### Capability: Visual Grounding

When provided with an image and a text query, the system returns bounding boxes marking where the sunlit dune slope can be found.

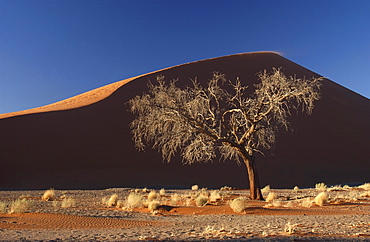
[0,52,369,189]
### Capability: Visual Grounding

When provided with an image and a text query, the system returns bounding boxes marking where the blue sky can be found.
[1,0,369,114]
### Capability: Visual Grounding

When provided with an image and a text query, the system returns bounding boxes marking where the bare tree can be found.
[128,68,322,200]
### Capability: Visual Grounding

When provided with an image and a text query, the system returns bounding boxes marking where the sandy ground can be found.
[0,187,370,241]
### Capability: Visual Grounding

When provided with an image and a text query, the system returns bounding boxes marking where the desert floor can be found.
[0,186,369,241]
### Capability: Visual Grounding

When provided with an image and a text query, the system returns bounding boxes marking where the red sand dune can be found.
[0,52,369,189]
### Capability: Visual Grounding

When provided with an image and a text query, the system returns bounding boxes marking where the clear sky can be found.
[1,0,369,114]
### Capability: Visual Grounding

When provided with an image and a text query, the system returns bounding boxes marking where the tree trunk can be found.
[240,149,264,200]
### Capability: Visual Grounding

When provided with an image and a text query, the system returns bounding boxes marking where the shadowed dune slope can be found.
[0,52,369,189]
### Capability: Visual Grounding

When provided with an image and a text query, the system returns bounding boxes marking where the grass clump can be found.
[107,194,118,207]
[229,197,249,213]
[9,199,33,214]
[126,192,143,209]
[315,192,328,206]
[191,185,199,191]
[42,188,56,201]
[159,188,166,196]
[315,182,327,191]
[220,186,232,191]
[209,190,221,203]
[0,201,8,213]
[195,194,208,207]
[147,191,158,201]
[293,186,299,192]
[61,197,76,208]
[148,200,161,212]
[261,185,271,194]
[265,192,277,202]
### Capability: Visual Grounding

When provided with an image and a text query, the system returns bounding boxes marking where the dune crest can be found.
[0,51,280,120]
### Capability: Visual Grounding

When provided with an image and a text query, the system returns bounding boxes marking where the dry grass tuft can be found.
[191,185,199,191]
[229,197,249,213]
[42,188,56,201]
[265,192,277,202]
[147,191,157,201]
[315,182,327,191]
[159,188,166,196]
[315,192,328,206]
[220,186,232,191]
[293,186,299,192]
[106,194,118,207]
[261,185,271,194]
[9,199,33,214]
[209,190,221,203]
[61,197,76,208]
[0,201,8,213]
[148,200,161,212]
[126,192,143,209]
[195,194,208,207]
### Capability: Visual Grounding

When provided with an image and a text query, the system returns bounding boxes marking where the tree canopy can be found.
[128,68,322,199]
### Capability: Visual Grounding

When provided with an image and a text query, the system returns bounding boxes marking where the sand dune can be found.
[0,52,369,189]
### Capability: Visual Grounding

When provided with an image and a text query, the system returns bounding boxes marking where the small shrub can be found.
[42,188,56,201]
[148,191,157,201]
[126,192,143,208]
[106,194,118,207]
[9,199,33,214]
[220,186,232,191]
[315,192,328,206]
[261,185,271,194]
[265,192,277,202]
[159,188,166,196]
[293,186,299,193]
[229,197,249,213]
[191,185,199,191]
[0,201,8,213]
[148,200,161,212]
[61,197,76,208]
[209,190,221,202]
[195,194,208,207]
[315,182,327,191]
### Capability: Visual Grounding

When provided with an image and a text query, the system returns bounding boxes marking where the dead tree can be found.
[128,68,322,200]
